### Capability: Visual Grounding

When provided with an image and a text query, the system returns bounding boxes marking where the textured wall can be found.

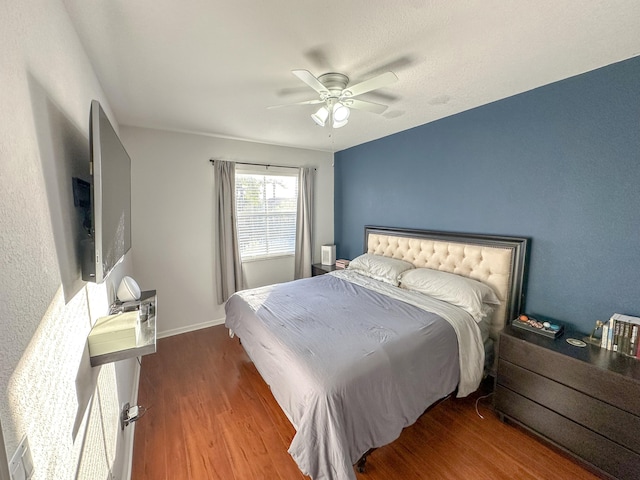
[0,1,137,478]
[334,56,640,333]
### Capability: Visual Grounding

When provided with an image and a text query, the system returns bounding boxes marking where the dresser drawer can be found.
[499,332,640,416]
[495,385,640,480]
[497,359,640,454]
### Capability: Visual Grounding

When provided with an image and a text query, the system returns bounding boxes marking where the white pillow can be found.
[348,253,415,286]
[399,268,500,321]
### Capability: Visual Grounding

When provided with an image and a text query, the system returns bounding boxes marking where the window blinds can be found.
[235,172,298,260]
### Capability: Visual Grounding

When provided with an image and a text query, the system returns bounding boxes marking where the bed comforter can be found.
[224,270,484,480]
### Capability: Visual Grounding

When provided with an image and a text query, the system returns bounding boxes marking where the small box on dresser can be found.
[494,324,640,480]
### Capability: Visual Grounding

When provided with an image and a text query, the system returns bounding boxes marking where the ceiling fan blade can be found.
[361,55,414,77]
[303,45,333,70]
[292,70,328,95]
[345,98,388,114]
[364,90,399,103]
[276,85,316,97]
[267,99,324,109]
[344,71,398,97]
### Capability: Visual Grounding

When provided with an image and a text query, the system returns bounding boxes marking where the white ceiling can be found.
[63,1,640,153]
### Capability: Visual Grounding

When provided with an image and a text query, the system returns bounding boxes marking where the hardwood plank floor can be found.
[132,325,603,479]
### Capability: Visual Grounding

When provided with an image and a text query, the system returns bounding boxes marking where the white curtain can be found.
[213,159,243,304]
[294,167,313,279]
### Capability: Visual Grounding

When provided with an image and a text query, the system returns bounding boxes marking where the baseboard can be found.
[157,317,226,339]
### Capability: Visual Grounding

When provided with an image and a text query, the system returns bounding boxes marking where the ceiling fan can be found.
[269,69,398,128]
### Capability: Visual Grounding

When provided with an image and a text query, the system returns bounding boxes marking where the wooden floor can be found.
[132,325,602,480]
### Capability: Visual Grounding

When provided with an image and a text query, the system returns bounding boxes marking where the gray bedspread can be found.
[225,272,469,480]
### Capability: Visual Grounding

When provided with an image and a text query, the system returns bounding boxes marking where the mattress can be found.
[225,270,484,480]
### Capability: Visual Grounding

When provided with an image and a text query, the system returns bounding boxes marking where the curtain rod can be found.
[209,159,315,171]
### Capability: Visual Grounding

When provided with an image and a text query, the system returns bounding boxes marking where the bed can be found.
[225,226,528,480]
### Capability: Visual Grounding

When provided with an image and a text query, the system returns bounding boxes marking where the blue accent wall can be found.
[334,56,640,333]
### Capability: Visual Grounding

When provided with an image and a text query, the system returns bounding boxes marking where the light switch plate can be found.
[9,436,33,480]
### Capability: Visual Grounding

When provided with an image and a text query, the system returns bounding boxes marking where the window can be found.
[235,169,298,260]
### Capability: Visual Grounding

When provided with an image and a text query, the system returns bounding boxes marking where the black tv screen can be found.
[81,100,132,283]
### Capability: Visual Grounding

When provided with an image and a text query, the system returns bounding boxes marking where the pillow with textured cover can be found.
[399,268,500,321]
[347,253,415,286]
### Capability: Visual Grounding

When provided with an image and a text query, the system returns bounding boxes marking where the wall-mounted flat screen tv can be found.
[81,100,131,283]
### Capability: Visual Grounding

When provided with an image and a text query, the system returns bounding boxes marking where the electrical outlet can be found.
[9,436,33,480]
[120,402,130,431]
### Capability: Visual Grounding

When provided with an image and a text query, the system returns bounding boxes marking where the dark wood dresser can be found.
[495,324,640,479]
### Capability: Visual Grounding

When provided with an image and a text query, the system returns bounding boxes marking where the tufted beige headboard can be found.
[364,226,529,342]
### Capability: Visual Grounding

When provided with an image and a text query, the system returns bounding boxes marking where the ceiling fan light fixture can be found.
[285,69,396,129]
[333,103,350,123]
[333,118,349,128]
[311,106,329,126]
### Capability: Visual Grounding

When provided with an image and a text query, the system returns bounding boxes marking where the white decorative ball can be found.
[117,276,141,302]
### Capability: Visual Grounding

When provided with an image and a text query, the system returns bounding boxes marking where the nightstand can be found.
[311,263,338,276]
[494,324,640,479]
[89,290,157,367]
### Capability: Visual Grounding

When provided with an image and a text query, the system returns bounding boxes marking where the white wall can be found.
[120,126,334,337]
[241,256,296,290]
[0,1,137,479]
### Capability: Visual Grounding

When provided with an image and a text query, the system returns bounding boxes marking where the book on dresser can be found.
[603,313,640,357]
